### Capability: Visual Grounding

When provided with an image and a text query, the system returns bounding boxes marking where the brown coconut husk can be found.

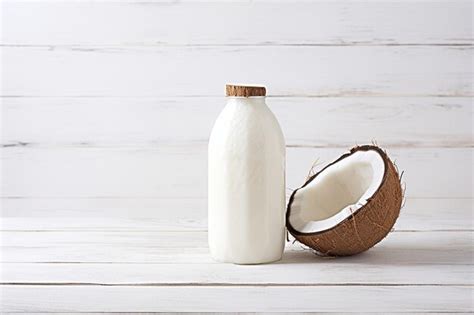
[286,145,403,256]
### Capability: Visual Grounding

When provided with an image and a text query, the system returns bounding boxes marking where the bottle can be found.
[208,84,286,264]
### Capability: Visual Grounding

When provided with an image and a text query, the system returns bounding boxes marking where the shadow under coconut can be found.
[278,238,472,266]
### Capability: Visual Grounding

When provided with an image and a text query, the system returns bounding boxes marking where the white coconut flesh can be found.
[288,150,385,234]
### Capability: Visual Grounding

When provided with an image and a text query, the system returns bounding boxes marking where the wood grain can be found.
[1,1,472,313]
[6,314,470,315]
[2,1,472,46]
[2,146,472,198]
[2,262,472,285]
[2,46,471,97]
[1,198,472,232]
[3,97,472,148]
[1,285,472,312]
[1,231,472,265]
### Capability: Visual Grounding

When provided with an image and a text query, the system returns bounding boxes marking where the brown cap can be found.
[226,84,266,97]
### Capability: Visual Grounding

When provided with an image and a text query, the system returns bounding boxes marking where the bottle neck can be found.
[226,96,266,107]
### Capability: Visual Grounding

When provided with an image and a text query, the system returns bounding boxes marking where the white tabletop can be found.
[1,197,472,313]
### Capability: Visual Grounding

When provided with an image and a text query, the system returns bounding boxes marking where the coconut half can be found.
[286,145,403,256]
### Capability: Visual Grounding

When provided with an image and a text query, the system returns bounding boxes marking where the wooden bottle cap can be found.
[226,84,266,97]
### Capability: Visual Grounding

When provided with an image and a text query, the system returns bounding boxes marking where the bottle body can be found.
[208,97,285,264]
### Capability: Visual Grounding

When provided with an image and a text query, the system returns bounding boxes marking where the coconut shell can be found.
[286,145,403,256]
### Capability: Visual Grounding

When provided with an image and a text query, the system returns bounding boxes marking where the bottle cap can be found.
[226,84,266,97]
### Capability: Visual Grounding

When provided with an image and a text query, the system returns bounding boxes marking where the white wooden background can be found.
[1,0,473,313]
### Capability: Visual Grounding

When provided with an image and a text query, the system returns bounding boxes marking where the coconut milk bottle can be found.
[208,84,286,264]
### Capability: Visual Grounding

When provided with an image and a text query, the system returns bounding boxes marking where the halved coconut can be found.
[286,145,403,256]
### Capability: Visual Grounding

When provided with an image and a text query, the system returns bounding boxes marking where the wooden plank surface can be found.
[2,1,472,46]
[1,198,472,232]
[3,97,472,148]
[7,314,471,315]
[1,231,472,264]
[2,262,472,285]
[3,314,472,315]
[1,285,472,313]
[1,0,472,313]
[2,46,472,97]
[2,147,472,198]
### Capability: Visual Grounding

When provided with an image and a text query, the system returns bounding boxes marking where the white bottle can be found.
[208,84,286,264]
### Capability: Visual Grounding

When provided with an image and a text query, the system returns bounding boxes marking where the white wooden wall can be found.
[0,0,473,313]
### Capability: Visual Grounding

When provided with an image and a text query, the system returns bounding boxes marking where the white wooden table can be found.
[1,198,473,313]
[1,0,473,313]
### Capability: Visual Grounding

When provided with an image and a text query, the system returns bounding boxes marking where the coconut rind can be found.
[287,145,403,256]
